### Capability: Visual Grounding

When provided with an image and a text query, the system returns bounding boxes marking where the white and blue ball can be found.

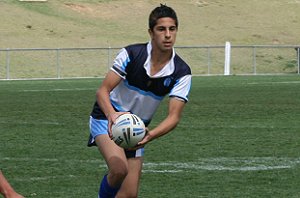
[111,113,146,149]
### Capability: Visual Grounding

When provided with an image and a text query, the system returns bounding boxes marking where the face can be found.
[149,17,177,52]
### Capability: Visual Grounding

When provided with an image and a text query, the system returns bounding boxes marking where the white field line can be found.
[178,122,300,130]
[247,81,300,85]
[0,120,89,126]
[0,120,62,125]
[3,157,300,181]
[20,88,96,92]
[2,157,300,173]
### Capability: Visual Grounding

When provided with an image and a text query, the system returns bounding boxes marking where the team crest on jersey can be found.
[163,77,172,87]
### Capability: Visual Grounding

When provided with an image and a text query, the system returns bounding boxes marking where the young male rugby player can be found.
[88,4,192,197]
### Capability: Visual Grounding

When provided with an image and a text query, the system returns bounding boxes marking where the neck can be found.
[151,46,172,64]
[150,49,172,76]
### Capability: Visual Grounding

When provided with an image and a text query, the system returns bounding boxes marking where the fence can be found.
[0,45,299,80]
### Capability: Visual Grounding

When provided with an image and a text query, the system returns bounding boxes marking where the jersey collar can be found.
[144,42,175,77]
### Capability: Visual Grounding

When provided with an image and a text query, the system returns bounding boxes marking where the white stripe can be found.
[20,88,96,92]
[2,157,299,172]
[143,170,182,173]
[0,120,85,126]
[135,148,144,157]
[247,81,300,85]
[110,81,162,120]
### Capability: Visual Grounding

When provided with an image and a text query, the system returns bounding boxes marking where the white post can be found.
[224,41,231,75]
[297,47,300,74]
[6,49,10,80]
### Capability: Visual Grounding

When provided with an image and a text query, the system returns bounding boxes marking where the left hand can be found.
[126,127,152,151]
[138,129,152,146]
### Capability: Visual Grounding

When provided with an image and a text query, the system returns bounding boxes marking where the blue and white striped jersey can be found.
[91,42,192,126]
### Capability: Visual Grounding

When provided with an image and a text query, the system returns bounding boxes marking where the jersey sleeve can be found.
[111,48,130,79]
[169,74,192,102]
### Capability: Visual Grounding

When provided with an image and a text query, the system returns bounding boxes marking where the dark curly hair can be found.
[148,4,178,31]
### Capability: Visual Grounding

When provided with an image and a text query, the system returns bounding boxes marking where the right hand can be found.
[107,112,130,138]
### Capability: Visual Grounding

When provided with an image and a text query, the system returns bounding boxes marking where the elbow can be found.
[96,86,108,99]
[171,115,181,129]
[96,88,101,98]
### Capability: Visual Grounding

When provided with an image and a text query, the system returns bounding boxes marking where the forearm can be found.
[96,86,130,137]
[96,71,122,119]
[138,98,185,146]
[148,114,180,140]
[96,88,116,118]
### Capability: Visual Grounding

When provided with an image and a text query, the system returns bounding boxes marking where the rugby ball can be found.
[111,113,146,149]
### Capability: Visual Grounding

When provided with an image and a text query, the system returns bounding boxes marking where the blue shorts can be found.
[88,116,144,158]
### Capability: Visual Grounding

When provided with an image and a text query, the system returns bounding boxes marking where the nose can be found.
[165,29,171,39]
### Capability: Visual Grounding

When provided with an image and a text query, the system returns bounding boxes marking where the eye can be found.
[157,27,165,32]
[169,26,177,32]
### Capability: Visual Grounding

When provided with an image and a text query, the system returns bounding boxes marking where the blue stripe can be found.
[123,80,164,101]
[121,56,130,71]
[103,99,152,126]
[133,128,144,132]
[115,121,131,127]
[110,99,126,112]
[173,79,180,89]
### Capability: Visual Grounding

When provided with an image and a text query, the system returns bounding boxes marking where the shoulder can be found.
[123,43,149,68]
[125,43,148,56]
[173,54,192,77]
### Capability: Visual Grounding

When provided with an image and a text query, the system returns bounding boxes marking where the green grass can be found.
[1,75,300,197]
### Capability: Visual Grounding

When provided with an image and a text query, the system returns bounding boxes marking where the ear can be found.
[148,29,153,38]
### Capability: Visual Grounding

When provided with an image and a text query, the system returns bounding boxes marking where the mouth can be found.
[163,42,172,47]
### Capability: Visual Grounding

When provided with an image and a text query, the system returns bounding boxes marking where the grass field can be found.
[1,75,300,197]
[1,1,300,197]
